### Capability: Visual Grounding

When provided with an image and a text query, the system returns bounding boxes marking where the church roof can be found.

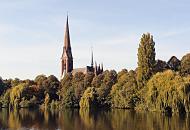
[72,68,87,75]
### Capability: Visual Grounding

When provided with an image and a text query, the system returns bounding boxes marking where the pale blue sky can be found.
[0,0,190,79]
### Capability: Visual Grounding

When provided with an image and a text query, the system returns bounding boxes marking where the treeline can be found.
[0,33,190,114]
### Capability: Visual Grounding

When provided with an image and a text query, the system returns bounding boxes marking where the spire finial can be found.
[66,12,69,22]
[66,12,69,27]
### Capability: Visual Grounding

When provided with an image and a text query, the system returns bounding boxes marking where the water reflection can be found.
[0,108,189,130]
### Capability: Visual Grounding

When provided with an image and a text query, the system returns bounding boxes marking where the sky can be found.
[0,0,190,79]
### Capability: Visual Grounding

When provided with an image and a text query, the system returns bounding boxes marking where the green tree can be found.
[62,86,76,108]
[0,78,6,96]
[0,89,11,107]
[10,78,21,87]
[34,74,47,86]
[137,33,156,88]
[96,70,117,107]
[43,75,60,100]
[84,72,94,87]
[91,73,104,88]
[72,72,85,104]
[111,70,138,109]
[59,73,76,108]
[180,53,190,76]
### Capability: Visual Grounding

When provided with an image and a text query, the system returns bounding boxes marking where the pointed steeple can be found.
[61,15,73,78]
[91,47,94,67]
[64,15,71,49]
[98,64,101,72]
[101,63,103,71]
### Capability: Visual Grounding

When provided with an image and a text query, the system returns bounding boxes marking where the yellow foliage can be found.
[10,83,27,107]
[146,70,190,113]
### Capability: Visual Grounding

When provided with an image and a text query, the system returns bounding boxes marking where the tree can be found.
[10,78,21,87]
[91,73,104,88]
[34,74,47,86]
[62,86,76,108]
[72,72,85,104]
[145,70,190,113]
[44,93,50,109]
[96,70,117,107]
[58,73,77,108]
[137,33,156,88]
[79,87,98,108]
[84,72,94,87]
[111,70,138,109]
[43,75,60,100]
[59,73,73,93]
[117,69,128,80]
[0,78,5,96]
[180,53,190,76]
[59,73,73,98]
[9,83,27,108]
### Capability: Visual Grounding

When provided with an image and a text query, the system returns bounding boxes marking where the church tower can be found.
[61,15,73,77]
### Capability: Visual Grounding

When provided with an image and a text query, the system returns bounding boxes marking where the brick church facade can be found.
[61,16,103,78]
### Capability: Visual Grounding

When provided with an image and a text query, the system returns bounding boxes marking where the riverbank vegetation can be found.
[0,33,190,114]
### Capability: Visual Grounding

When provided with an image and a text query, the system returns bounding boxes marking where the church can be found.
[61,16,103,78]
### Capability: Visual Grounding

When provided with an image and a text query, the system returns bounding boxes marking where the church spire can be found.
[61,15,73,78]
[101,63,103,71]
[91,47,94,67]
[64,15,71,49]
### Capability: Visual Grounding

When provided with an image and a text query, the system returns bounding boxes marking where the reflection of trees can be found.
[109,110,189,130]
[8,109,21,129]
[79,108,113,130]
[79,108,95,129]
[0,109,190,130]
[58,109,84,130]
[0,109,9,129]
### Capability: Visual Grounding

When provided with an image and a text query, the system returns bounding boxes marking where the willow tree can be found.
[137,33,156,88]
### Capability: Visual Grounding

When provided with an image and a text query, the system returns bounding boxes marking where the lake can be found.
[0,108,189,130]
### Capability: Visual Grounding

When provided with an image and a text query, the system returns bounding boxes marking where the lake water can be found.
[0,108,189,130]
